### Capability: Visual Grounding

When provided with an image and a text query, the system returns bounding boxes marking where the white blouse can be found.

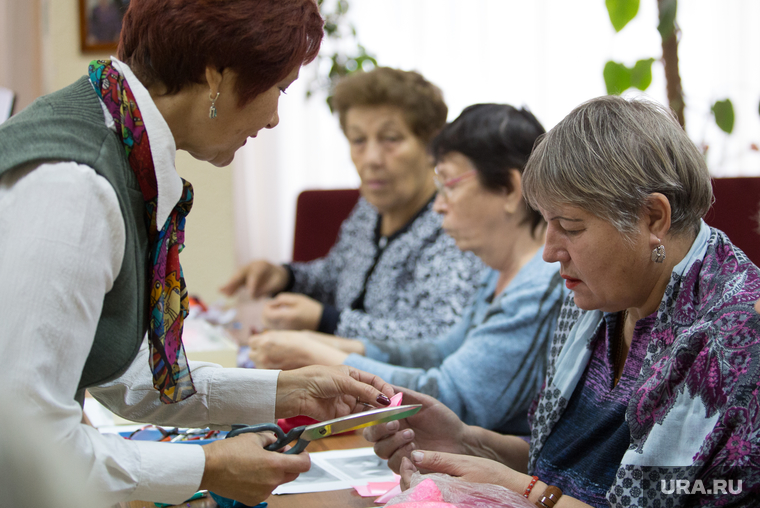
[0,59,279,505]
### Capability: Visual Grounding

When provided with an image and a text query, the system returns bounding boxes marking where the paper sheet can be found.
[273,447,395,495]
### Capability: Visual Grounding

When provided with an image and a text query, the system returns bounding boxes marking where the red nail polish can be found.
[377,394,391,406]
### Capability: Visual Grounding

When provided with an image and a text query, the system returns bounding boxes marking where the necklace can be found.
[613,309,628,387]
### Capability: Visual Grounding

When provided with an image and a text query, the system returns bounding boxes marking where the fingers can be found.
[268,293,300,306]
[261,293,323,331]
[221,261,287,299]
[387,386,439,408]
[281,450,311,474]
[220,261,273,298]
[262,296,299,330]
[363,419,408,444]
[261,304,291,330]
[344,366,395,403]
[200,433,311,506]
[339,375,392,410]
[249,331,321,370]
[399,456,418,491]
[408,450,463,476]
[236,434,311,474]
[248,334,275,369]
[246,262,274,299]
[219,265,248,296]
[364,419,417,473]
[250,430,279,448]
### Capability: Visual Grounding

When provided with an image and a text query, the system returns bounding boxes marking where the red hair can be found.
[118,0,323,106]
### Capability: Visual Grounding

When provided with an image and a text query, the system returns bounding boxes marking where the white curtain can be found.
[234,0,760,265]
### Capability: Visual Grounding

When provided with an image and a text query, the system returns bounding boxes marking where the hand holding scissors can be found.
[226,404,422,454]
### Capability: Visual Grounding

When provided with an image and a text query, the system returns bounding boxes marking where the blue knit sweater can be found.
[344,249,564,434]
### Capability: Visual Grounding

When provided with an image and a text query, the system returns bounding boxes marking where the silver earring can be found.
[209,92,220,119]
[651,244,666,263]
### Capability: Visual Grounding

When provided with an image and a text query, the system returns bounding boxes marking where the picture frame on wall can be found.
[79,0,130,53]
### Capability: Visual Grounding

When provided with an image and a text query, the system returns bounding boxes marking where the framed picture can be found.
[79,0,130,53]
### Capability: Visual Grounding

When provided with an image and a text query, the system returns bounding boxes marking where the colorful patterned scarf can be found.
[88,60,196,403]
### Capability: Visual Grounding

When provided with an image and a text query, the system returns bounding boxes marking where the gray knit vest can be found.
[0,76,150,393]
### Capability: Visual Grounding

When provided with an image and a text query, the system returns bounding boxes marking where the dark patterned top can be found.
[528,223,760,507]
[289,197,485,342]
[533,312,654,507]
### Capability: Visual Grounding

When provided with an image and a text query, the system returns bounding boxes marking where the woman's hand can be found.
[199,432,310,506]
[220,260,289,299]
[363,388,469,472]
[275,365,393,420]
[248,331,349,369]
[398,452,514,492]
[309,333,366,355]
[262,293,323,331]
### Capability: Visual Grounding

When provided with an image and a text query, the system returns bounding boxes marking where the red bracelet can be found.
[523,475,539,498]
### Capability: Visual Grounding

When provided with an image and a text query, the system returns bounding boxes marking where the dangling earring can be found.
[209,92,220,119]
[651,244,666,263]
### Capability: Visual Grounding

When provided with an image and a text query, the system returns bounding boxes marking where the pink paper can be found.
[354,485,376,497]
[389,503,456,507]
[374,483,402,503]
[354,481,399,497]
[390,392,404,407]
[407,478,443,502]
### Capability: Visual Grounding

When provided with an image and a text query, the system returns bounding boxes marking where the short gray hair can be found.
[523,95,712,237]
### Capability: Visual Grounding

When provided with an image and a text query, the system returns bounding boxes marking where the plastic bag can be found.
[383,473,534,508]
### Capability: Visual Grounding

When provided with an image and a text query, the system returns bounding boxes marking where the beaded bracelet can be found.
[535,485,563,508]
[523,476,539,498]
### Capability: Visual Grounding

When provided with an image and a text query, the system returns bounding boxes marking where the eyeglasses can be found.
[434,168,477,199]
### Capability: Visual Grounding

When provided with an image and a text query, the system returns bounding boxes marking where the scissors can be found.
[226,404,422,454]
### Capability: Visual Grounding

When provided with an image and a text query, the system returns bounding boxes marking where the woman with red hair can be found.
[0,0,394,506]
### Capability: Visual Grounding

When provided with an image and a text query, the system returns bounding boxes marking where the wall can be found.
[0,0,42,112]
[0,1,237,303]
[235,0,760,265]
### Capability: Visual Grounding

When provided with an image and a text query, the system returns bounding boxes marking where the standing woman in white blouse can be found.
[0,0,394,506]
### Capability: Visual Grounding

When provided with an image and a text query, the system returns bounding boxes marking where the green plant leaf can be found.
[657,0,678,39]
[630,58,655,91]
[711,99,735,134]
[604,61,632,95]
[606,0,639,32]
[324,21,339,36]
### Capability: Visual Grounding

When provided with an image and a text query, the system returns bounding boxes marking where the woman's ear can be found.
[204,66,225,97]
[645,192,672,246]
[503,169,524,215]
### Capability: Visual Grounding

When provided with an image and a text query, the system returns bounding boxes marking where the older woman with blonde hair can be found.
[364,96,760,507]
[223,67,483,343]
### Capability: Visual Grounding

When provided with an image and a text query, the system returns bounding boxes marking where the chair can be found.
[292,188,361,262]
[705,177,760,266]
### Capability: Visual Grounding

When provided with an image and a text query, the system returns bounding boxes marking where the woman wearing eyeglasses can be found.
[247,104,565,435]
[222,67,484,344]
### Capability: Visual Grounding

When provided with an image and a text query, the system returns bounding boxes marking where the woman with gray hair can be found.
[363,95,760,507]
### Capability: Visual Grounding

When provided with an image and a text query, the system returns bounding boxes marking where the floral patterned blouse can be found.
[528,222,760,507]
[288,197,484,343]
